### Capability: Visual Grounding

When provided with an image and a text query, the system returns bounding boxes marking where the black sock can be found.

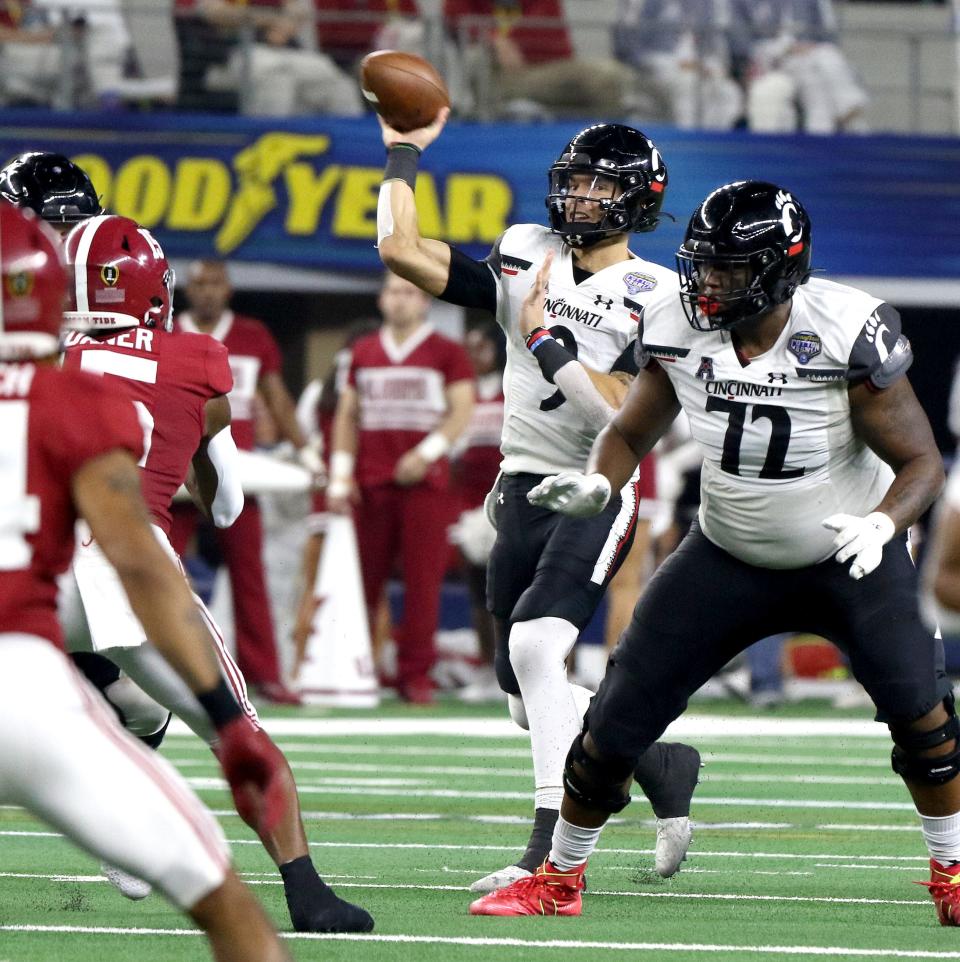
[279,856,374,933]
[633,742,701,819]
[516,807,560,872]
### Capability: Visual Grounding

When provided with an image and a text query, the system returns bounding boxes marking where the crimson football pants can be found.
[169,500,282,686]
[356,483,454,686]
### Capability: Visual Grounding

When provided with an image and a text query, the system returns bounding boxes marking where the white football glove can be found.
[822,511,896,580]
[527,472,612,518]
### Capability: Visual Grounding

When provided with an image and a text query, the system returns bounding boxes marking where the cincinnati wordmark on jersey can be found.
[487,223,677,476]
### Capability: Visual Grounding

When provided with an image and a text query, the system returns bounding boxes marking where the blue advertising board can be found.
[0,110,958,281]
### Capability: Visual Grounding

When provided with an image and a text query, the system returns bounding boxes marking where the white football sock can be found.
[549,814,602,870]
[509,617,581,807]
[919,809,960,863]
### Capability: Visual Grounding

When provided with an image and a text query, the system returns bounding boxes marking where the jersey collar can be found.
[380,322,433,364]
[178,310,234,342]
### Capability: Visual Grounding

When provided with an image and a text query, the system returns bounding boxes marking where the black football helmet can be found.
[677,180,812,332]
[546,123,667,248]
[0,151,103,226]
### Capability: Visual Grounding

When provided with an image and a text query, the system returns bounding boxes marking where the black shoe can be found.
[280,856,374,933]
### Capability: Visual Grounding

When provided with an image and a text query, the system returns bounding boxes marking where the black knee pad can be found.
[891,693,960,786]
[562,732,636,814]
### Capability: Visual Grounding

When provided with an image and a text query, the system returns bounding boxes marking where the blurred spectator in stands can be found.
[196,0,364,116]
[444,0,636,120]
[613,0,743,130]
[730,0,868,134]
[172,260,320,705]
[327,273,475,704]
[312,0,422,70]
[0,1,59,106]
[175,0,241,111]
[449,320,505,703]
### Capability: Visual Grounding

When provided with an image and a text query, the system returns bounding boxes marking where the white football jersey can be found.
[641,277,910,568]
[489,223,678,475]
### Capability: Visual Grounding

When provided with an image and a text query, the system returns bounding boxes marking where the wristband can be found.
[528,335,574,385]
[383,143,422,190]
[329,450,355,482]
[524,326,553,351]
[197,677,243,729]
[416,431,450,463]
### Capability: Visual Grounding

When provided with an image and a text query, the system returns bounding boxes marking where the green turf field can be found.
[1,697,957,961]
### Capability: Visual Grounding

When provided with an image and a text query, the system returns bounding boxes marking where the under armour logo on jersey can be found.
[767,372,788,384]
[593,295,613,310]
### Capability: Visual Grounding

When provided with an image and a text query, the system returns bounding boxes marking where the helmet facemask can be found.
[677,247,787,332]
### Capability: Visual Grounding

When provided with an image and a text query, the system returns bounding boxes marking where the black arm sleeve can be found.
[611,340,641,377]
[847,303,914,389]
[438,241,500,314]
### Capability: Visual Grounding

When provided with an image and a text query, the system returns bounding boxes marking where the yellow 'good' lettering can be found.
[444,174,512,243]
[71,154,113,211]
[284,163,342,235]
[112,156,171,227]
[331,167,382,239]
[167,158,232,231]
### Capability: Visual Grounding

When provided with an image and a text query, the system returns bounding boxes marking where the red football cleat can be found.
[468,859,586,917]
[917,858,960,925]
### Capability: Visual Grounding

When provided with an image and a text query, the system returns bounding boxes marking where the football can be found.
[360,50,450,133]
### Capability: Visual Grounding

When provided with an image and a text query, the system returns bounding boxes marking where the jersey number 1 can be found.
[80,351,158,468]
[0,402,41,570]
[706,396,804,479]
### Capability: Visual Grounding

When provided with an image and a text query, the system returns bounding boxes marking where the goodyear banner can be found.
[0,110,958,280]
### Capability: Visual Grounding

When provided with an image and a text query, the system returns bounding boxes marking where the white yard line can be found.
[2,925,955,957]
[0,829,927,861]
[165,759,900,787]
[167,716,890,739]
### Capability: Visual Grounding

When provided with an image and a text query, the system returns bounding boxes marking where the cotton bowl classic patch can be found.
[623,271,657,295]
[788,331,822,365]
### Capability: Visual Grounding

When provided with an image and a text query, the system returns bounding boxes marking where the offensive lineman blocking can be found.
[375,110,700,890]
[474,181,960,924]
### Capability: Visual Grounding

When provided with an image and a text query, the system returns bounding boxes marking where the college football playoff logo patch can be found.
[100,264,120,287]
[5,270,33,298]
[623,271,657,295]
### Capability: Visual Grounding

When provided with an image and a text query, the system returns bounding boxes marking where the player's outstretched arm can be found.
[529,365,680,516]
[849,376,945,534]
[377,110,455,296]
[590,364,681,487]
[191,394,244,528]
[823,377,945,580]
[73,448,285,832]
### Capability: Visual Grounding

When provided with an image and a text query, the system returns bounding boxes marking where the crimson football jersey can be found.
[452,371,504,509]
[0,363,143,647]
[175,311,282,451]
[348,324,474,490]
[61,326,233,535]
